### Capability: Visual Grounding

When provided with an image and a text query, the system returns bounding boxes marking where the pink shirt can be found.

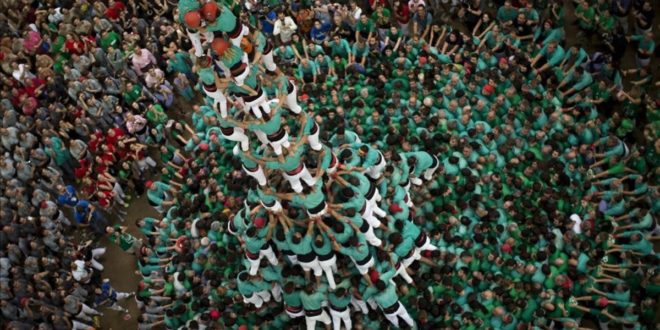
[131,49,157,74]
[23,31,41,53]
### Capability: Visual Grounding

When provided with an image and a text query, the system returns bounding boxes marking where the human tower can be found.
[178,1,441,328]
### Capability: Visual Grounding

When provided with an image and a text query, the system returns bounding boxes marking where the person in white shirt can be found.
[273,11,298,44]
[71,260,92,284]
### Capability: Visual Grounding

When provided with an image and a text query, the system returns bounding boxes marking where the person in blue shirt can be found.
[56,184,78,207]
[94,279,133,313]
[310,20,331,44]
[74,200,108,237]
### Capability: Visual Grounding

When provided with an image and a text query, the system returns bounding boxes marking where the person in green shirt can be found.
[300,283,332,329]
[355,14,375,42]
[107,225,140,253]
[373,279,416,328]
[574,0,595,33]
[327,283,352,330]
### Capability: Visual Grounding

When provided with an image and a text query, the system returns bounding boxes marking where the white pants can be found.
[318,255,338,289]
[368,198,386,218]
[242,164,267,186]
[262,48,277,72]
[308,122,322,151]
[229,24,250,47]
[305,310,332,330]
[285,82,302,114]
[243,90,272,119]
[350,297,368,314]
[76,303,101,322]
[223,127,250,152]
[285,254,299,265]
[254,129,290,156]
[223,53,250,86]
[299,257,323,277]
[72,320,93,330]
[403,248,421,268]
[204,88,229,118]
[244,290,271,308]
[382,302,415,328]
[361,203,381,228]
[365,152,386,179]
[271,283,282,302]
[248,246,279,275]
[415,235,438,253]
[262,200,283,213]
[187,29,214,57]
[90,247,106,271]
[330,307,352,330]
[395,263,414,284]
[361,223,382,247]
[283,165,316,193]
[136,156,156,172]
[423,155,440,181]
[351,256,374,275]
[286,306,305,319]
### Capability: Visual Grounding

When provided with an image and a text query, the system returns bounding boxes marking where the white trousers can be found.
[222,127,250,152]
[242,164,267,186]
[271,283,282,303]
[204,88,229,118]
[261,48,277,72]
[283,165,316,193]
[244,290,271,308]
[217,53,249,84]
[365,152,386,179]
[305,310,332,330]
[416,235,438,252]
[285,82,302,114]
[248,245,279,275]
[330,307,352,330]
[187,29,214,57]
[351,256,374,275]
[308,122,322,151]
[72,320,93,330]
[382,302,415,328]
[262,200,283,213]
[299,257,323,277]
[422,155,440,181]
[318,255,338,289]
[243,90,272,119]
[362,223,382,247]
[253,129,290,156]
[395,263,414,284]
[229,24,250,48]
[90,247,106,271]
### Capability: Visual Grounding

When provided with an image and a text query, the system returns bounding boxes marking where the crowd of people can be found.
[0,0,658,329]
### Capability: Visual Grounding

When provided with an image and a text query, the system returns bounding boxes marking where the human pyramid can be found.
[179,1,441,329]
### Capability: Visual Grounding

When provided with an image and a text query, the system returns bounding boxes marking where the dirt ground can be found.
[97,194,158,329]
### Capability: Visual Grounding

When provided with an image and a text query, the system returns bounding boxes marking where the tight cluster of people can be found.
[1,0,197,328]
[1,0,659,329]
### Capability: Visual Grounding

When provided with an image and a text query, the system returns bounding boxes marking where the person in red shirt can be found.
[393,0,411,36]
[64,34,85,55]
[105,0,126,20]
[105,127,125,146]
